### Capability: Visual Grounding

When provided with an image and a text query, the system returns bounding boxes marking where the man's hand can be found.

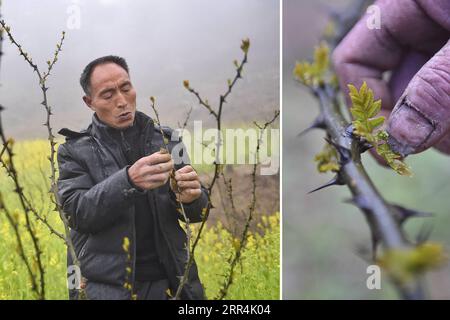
[128,151,174,190]
[170,165,202,204]
[332,0,450,157]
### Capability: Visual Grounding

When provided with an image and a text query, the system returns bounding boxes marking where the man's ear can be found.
[83,95,94,111]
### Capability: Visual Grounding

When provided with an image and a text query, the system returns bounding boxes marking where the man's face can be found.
[83,63,137,129]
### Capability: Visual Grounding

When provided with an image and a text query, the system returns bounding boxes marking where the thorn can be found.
[370,231,379,261]
[354,244,373,264]
[348,203,381,260]
[308,174,344,194]
[297,114,326,137]
[344,123,354,138]
[391,204,433,225]
[415,222,434,245]
[358,140,373,154]
[324,137,351,164]
[345,124,373,154]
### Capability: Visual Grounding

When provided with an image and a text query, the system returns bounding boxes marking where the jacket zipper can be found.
[79,240,88,258]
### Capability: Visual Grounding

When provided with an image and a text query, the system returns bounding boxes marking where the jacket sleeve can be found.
[57,143,139,234]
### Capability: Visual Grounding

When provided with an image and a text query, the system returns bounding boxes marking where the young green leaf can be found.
[293,42,329,87]
[240,38,250,54]
[348,81,412,176]
[348,81,384,143]
[377,242,447,284]
[314,142,339,173]
[376,133,412,177]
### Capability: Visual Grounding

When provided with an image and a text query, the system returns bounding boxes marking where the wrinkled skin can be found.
[333,0,450,157]
[83,63,137,129]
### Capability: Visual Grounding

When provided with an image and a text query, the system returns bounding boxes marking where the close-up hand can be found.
[170,165,202,204]
[127,151,174,190]
[332,0,450,157]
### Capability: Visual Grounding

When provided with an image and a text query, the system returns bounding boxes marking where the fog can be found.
[0,0,279,139]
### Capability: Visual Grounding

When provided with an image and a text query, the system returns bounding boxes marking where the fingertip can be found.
[179,165,193,173]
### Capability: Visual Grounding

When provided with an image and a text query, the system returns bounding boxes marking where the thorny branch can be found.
[0,133,65,241]
[149,97,192,300]
[308,84,426,299]
[175,38,250,300]
[0,191,41,297]
[217,173,238,234]
[295,0,445,299]
[177,106,193,131]
[0,5,47,299]
[0,125,45,299]
[0,19,86,299]
[215,110,279,300]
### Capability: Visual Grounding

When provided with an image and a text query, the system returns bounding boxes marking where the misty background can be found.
[284,0,450,299]
[0,0,279,139]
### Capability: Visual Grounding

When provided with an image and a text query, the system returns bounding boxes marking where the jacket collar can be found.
[90,110,156,167]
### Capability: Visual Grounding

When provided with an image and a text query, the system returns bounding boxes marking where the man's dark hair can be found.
[80,55,129,96]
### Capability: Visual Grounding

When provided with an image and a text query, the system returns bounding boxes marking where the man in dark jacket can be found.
[57,55,209,300]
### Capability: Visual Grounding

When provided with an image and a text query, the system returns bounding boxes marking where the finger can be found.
[387,40,450,155]
[143,152,172,165]
[434,133,450,155]
[176,165,194,174]
[148,172,170,183]
[332,0,447,113]
[151,159,174,173]
[175,171,198,182]
[176,180,201,189]
[141,159,173,175]
[388,51,431,103]
[182,188,201,198]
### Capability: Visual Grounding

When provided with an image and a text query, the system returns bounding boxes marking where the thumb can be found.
[387,40,450,156]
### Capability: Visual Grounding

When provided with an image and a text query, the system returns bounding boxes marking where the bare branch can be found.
[0,112,46,299]
[175,39,250,299]
[0,20,86,299]
[149,97,193,300]
[293,0,432,299]
[216,111,279,299]
[177,106,193,131]
[0,191,41,298]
